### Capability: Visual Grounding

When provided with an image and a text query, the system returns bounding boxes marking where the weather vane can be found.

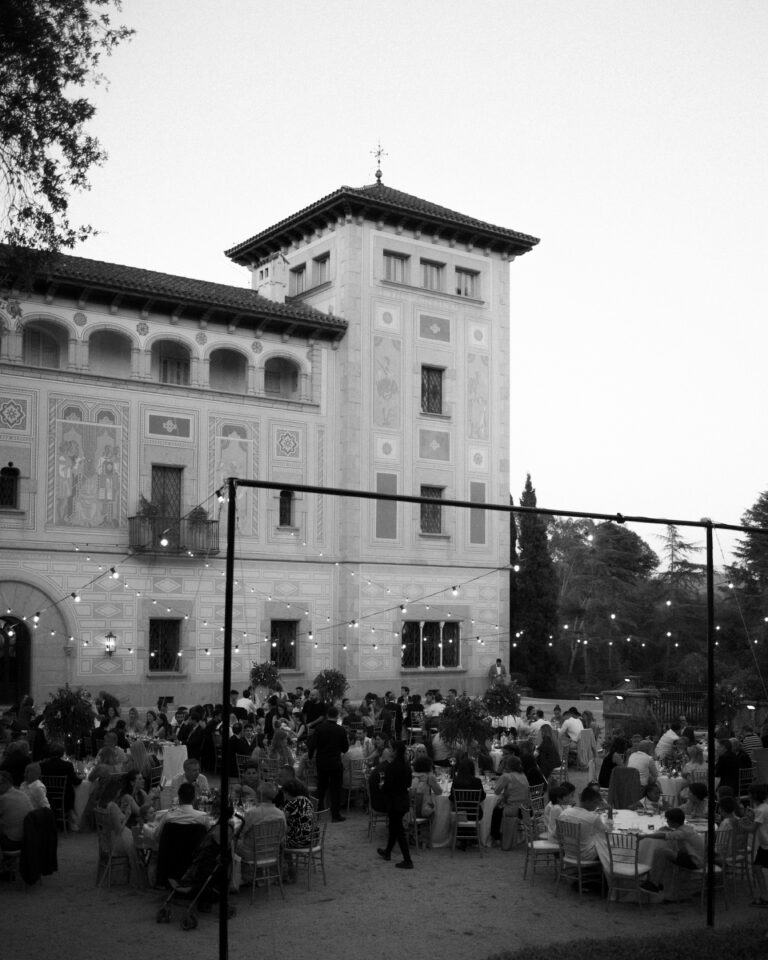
[370,141,388,183]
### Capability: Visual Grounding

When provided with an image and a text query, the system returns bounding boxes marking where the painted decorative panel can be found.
[210,418,258,535]
[418,429,450,462]
[467,353,490,441]
[468,321,489,350]
[146,412,192,440]
[373,336,401,428]
[48,397,128,528]
[467,445,488,473]
[374,436,400,462]
[374,302,402,333]
[419,314,451,343]
[0,396,28,432]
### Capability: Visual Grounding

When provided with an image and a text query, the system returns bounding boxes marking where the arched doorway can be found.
[0,617,30,706]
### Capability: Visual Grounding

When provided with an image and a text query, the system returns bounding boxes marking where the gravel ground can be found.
[0,794,758,960]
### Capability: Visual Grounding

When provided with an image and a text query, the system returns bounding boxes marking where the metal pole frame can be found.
[215,479,768,950]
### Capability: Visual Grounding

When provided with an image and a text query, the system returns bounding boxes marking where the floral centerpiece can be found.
[42,684,95,755]
[437,695,493,754]
[313,668,348,703]
[482,681,521,720]
[250,660,281,691]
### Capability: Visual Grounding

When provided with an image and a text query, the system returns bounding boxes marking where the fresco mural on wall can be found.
[50,399,128,527]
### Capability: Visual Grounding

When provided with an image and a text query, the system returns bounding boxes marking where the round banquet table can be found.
[655,775,685,801]
[429,775,499,848]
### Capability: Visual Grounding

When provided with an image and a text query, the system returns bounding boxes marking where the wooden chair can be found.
[94,808,131,889]
[148,763,163,793]
[451,789,484,857]
[239,819,285,902]
[738,767,756,801]
[715,826,751,899]
[406,711,425,744]
[407,795,432,853]
[364,776,388,841]
[521,808,559,884]
[554,819,604,896]
[604,831,651,908]
[237,754,257,779]
[342,757,368,812]
[284,808,329,890]
[41,775,69,835]
[260,758,281,783]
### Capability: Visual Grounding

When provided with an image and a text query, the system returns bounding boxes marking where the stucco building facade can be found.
[0,178,537,709]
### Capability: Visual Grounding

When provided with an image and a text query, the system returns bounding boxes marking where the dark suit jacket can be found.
[308,720,349,768]
[20,807,58,884]
[40,756,82,811]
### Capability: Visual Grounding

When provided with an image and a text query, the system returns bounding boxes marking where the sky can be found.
[63,0,768,565]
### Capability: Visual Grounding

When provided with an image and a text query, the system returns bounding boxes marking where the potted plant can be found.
[250,661,281,701]
[483,681,521,720]
[185,504,210,552]
[437,695,493,755]
[42,684,96,757]
[130,494,161,552]
[313,668,348,704]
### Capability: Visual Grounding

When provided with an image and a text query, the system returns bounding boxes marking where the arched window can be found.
[23,321,66,368]
[0,463,20,509]
[89,329,132,378]
[151,340,190,385]
[264,357,299,398]
[209,348,247,392]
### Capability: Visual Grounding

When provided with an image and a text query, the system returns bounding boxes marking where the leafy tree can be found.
[0,0,133,252]
[513,475,559,692]
[654,525,706,681]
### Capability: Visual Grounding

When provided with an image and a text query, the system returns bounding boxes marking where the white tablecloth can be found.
[159,743,188,785]
[656,776,685,801]
[430,794,498,848]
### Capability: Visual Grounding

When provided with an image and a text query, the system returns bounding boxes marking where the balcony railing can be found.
[128,515,220,555]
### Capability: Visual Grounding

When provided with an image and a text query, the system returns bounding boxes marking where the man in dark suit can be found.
[308,706,349,822]
[40,742,82,828]
[227,722,251,777]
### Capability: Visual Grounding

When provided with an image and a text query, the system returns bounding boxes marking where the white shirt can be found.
[424,702,445,718]
[627,751,658,786]
[559,716,584,744]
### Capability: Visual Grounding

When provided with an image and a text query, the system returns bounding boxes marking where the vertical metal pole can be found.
[705,522,715,927]
[219,477,236,960]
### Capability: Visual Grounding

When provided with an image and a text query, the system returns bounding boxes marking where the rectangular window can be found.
[400,620,460,669]
[383,252,408,284]
[375,472,398,539]
[420,259,444,291]
[421,366,444,414]
[278,490,294,527]
[469,481,486,544]
[24,329,60,368]
[455,267,479,298]
[0,465,20,509]
[313,254,330,286]
[420,485,443,534]
[290,264,307,296]
[159,355,190,385]
[149,619,181,672]
[270,620,298,669]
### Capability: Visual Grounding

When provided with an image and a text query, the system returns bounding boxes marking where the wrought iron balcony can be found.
[128,515,220,555]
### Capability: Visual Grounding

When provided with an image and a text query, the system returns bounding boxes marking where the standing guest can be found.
[308,706,349,822]
[377,740,414,869]
[655,722,683,762]
[529,710,548,745]
[20,762,49,809]
[558,708,584,755]
[714,739,740,794]
[488,658,507,686]
[679,716,697,746]
[0,770,33,864]
[170,758,210,802]
[576,712,599,779]
[741,725,763,758]
[236,688,256,716]
[557,784,608,861]
[269,720,295,767]
[227,723,252,777]
[598,735,629,788]
[182,709,207,762]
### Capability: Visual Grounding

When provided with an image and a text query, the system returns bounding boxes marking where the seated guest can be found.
[536,724,562,779]
[714,739,740,794]
[518,743,546,788]
[557,784,607,860]
[0,769,33,859]
[268,720,295,766]
[144,781,210,846]
[543,781,576,842]
[170,758,210,803]
[681,782,708,819]
[715,795,738,830]
[655,722,683,762]
[99,776,147,889]
[450,757,486,815]
[0,739,31,786]
[97,731,127,766]
[86,744,124,815]
[143,710,165,739]
[431,731,453,768]
[640,807,705,894]
[233,760,261,804]
[635,781,663,815]
[20,762,49,810]
[128,739,161,794]
[598,736,629,788]
[41,742,82,827]
[367,763,388,814]
[125,707,145,738]
[235,782,286,879]
[626,739,658,786]
[282,779,316,883]
[682,744,707,781]
[410,755,443,818]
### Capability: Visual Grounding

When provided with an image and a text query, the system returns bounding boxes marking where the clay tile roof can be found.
[225,182,539,263]
[2,245,346,335]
